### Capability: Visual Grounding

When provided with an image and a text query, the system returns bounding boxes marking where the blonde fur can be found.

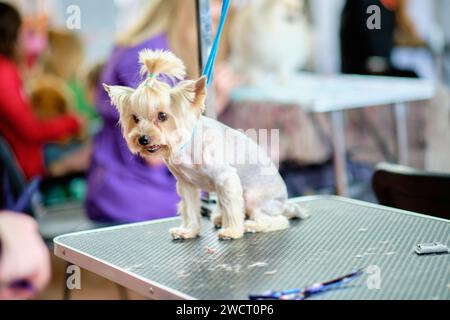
[138,49,186,83]
[43,28,84,80]
[116,0,177,48]
[116,0,200,78]
[115,0,235,80]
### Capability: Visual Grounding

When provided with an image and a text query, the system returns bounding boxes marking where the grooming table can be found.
[54,196,450,300]
[231,73,436,196]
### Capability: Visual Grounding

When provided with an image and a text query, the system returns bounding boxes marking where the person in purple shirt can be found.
[86,0,239,222]
[85,34,179,223]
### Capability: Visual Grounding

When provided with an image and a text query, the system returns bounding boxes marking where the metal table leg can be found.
[196,0,216,210]
[330,110,348,196]
[196,0,216,119]
[394,102,409,165]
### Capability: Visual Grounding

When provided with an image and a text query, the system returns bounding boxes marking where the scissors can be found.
[249,268,366,300]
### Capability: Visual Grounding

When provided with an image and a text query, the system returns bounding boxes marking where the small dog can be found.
[230,0,312,85]
[104,50,308,240]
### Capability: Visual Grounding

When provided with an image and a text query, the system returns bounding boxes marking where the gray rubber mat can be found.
[54,196,450,300]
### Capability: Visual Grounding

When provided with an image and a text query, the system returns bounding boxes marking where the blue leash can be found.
[179,0,230,152]
[202,0,231,87]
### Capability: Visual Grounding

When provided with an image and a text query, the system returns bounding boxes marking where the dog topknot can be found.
[139,49,186,86]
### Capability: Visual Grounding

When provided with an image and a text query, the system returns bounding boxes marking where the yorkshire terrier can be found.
[104,49,308,240]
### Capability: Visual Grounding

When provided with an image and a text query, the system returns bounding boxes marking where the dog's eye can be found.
[132,114,139,124]
[157,112,168,122]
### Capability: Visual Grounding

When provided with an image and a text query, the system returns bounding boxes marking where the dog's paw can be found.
[218,228,244,240]
[210,212,222,228]
[170,227,199,240]
[244,220,258,233]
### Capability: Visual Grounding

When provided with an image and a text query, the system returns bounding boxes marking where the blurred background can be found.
[0,0,449,299]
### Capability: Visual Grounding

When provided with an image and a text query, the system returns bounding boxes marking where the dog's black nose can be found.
[138,135,150,146]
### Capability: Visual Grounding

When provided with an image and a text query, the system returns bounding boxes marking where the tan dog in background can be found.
[104,50,308,240]
[29,75,71,119]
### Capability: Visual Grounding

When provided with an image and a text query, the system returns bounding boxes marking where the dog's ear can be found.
[171,76,207,115]
[103,84,134,112]
[194,76,207,109]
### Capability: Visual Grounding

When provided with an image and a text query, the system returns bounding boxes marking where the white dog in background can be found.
[104,50,308,240]
[230,0,312,85]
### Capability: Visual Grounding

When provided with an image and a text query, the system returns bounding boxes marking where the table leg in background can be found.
[394,102,409,165]
[330,110,348,197]
[197,0,216,207]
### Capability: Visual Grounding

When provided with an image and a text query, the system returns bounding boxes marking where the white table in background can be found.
[231,73,436,196]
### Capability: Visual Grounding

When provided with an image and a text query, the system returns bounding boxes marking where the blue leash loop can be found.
[202,0,231,87]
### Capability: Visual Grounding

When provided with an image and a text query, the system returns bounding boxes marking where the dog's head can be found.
[104,49,207,159]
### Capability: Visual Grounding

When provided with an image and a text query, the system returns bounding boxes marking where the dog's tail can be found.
[283,202,310,220]
[138,49,186,85]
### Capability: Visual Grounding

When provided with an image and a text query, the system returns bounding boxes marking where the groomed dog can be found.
[104,49,308,240]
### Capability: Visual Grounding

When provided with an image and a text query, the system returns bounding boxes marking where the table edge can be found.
[54,235,196,300]
[54,196,449,243]
[53,196,448,300]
